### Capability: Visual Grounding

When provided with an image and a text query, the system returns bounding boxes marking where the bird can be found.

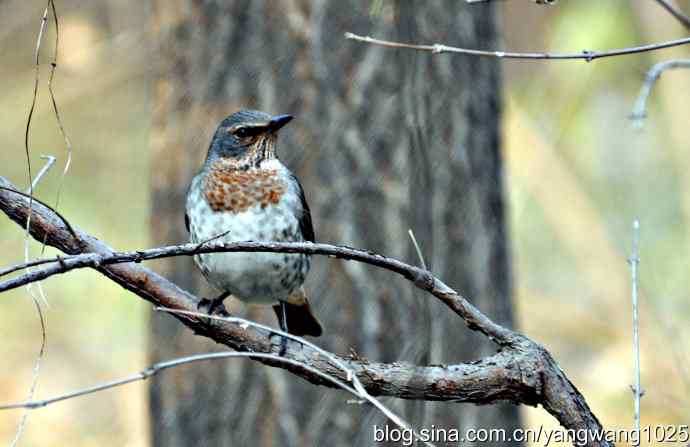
[185,109,322,338]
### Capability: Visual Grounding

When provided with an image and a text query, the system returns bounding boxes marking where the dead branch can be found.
[628,221,642,438]
[0,352,358,411]
[344,32,690,62]
[0,175,612,447]
[0,230,512,345]
[467,0,557,4]
[630,59,690,124]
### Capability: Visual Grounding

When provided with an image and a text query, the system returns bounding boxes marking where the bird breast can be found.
[185,162,308,302]
[203,160,287,213]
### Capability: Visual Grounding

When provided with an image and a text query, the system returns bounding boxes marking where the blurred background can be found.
[1,0,689,445]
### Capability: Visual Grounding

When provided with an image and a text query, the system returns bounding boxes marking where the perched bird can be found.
[185,109,322,337]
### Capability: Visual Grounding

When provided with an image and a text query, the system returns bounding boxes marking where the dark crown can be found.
[206,109,293,163]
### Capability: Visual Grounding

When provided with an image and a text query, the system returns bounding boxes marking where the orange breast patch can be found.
[204,163,286,213]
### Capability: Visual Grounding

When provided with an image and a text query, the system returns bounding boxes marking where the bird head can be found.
[206,109,293,167]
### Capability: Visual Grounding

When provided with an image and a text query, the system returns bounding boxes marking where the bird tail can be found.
[273,288,323,337]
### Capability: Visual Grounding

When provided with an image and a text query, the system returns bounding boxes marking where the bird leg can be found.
[197,291,230,317]
[273,299,289,355]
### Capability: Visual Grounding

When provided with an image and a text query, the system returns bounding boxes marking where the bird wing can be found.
[184,175,198,233]
[289,172,314,242]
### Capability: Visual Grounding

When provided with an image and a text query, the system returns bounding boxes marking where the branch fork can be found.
[0,176,611,446]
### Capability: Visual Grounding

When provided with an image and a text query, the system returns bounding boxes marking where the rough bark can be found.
[149,1,519,445]
[0,176,612,447]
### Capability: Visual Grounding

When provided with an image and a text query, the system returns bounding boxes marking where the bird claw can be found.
[197,297,230,317]
[269,331,289,356]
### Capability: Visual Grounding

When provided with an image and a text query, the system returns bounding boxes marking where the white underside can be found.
[186,163,309,304]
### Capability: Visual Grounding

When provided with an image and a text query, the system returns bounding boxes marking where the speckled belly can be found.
[187,186,309,304]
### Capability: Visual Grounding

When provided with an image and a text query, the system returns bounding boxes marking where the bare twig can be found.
[13,155,57,446]
[467,0,557,3]
[1,342,435,445]
[25,155,56,194]
[408,229,428,270]
[0,175,613,446]
[157,307,356,378]
[344,32,690,62]
[628,220,642,445]
[24,3,51,195]
[9,298,46,447]
[0,352,354,410]
[0,237,512,345]
[630,59,690,126]
[0,255,64,278]
[15,1,55,436]
[654,0,690,30]
[407,227,434,429]
[156,308,434,447]
[46,0,73,212]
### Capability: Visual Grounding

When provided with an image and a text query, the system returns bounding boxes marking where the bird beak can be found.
[267,114,294,133]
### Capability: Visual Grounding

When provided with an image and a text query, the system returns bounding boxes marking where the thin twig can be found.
[654,0,690,30]
[630,59,690,126]
[0,256,58,278]
[24,3,50,196]
[197,229,232,246]
[15,2,54,437]
[157,307,354,379]
[467,0,557,3]
[25,155,56,194]
[20,0,52,307]
[156,308,434,446]
[2,305,435,446]
[0,352,355,410]
[344,32,690,62]
[0,239,514,345]
[628,220,642,445]
[46,0,73,213]
[408,229,428,270]
[9,298,46,447]
[23,155,56,309]
[407,228,433,429]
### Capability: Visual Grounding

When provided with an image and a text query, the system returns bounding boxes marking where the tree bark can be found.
[149,1,521,445]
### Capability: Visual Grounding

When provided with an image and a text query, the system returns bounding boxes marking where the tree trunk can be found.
[149,1,521,445]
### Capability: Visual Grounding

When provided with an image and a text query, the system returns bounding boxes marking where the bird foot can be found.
[269,331,290,356]
[197,297,230,317]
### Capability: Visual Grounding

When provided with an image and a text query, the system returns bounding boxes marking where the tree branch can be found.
[630,59,690,125]
[0,175,612,446]
[0,352,358,410]
[344,32,690,62]
[467,0,557,4]
[654,0,690,31]
[0,233,513,345]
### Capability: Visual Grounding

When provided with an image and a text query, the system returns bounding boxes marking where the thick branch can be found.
[0,176,611,446]
[344,32,690,62]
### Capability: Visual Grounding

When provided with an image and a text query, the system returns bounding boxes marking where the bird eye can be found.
[233,127,250,138]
